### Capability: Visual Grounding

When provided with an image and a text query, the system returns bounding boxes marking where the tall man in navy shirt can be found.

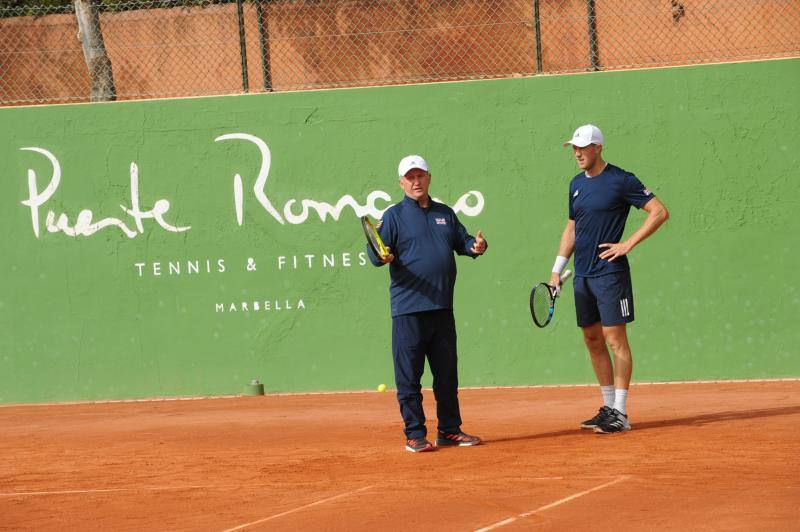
[550,125,669,434]
[369,155,487,452]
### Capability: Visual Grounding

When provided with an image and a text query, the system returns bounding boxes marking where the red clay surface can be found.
[1,381,798,531]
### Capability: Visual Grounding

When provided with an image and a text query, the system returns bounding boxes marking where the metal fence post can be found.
[256,0,272,91]
[533,0,542,73]
[587,0,600,71]
[236,0,249,92]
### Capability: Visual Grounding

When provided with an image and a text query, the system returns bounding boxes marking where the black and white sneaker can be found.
[594,408,631,434]
[581,406,614,429]
[435,431,482,447]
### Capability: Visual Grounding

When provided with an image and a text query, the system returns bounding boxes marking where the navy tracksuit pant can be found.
[391,309,462,439]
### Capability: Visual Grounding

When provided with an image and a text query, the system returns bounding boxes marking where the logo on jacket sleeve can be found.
[573,189,580,197]
[435,217,447,225]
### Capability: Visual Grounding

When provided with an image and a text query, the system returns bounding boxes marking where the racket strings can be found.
[532,285,552,325]
[362,217,384,257]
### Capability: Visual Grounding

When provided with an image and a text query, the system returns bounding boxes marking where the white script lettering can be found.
[20,147,190,239]
[214,133,485,225]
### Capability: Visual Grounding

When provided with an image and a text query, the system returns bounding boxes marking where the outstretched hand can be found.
[471,230,487,254]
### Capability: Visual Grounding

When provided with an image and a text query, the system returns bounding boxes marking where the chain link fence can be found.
[1,0,799,106]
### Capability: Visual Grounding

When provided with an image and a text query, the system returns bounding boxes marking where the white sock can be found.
[613,389,628,415]
[600,385,615,408]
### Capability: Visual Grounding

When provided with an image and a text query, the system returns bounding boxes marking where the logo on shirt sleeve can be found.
[643,187,652,196]
[573,189,580,197]
[435,217,447,225]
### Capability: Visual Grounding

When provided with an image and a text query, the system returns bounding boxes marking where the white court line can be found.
[220,485,374,532]
[0,474,630,497]
[475,475,631,532]
[1,378,797,408]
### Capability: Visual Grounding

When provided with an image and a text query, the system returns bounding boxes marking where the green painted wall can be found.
[1,59,798,403]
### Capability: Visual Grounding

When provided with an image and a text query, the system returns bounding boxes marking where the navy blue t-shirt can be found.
[369,196,483,317]
[569,163,654,277]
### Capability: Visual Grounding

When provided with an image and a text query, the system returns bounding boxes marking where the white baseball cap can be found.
[563,124,604,147]
[398,155,429,177]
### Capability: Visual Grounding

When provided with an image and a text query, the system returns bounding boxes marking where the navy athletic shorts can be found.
[573,270,634,327]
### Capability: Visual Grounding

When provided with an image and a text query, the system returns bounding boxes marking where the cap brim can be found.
[563,139,592,148]
[400,165,428,177]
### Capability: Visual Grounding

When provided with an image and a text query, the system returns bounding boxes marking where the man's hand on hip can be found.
[598,241,632,262]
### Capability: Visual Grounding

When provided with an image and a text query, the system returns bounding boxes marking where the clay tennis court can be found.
[1,380,798,531]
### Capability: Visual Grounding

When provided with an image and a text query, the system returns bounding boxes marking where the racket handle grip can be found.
[560,269,573,283]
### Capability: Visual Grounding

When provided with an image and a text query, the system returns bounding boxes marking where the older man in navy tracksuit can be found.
[368,155,487,453]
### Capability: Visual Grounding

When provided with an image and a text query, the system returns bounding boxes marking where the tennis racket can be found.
[361,215,390,259]
[530,269,573,328]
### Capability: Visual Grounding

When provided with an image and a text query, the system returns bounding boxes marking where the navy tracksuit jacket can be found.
[368,195,486,439]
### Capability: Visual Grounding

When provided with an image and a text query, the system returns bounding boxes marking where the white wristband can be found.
[552,255,569,274]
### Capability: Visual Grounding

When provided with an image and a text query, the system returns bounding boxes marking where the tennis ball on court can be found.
[377,383,387,392]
